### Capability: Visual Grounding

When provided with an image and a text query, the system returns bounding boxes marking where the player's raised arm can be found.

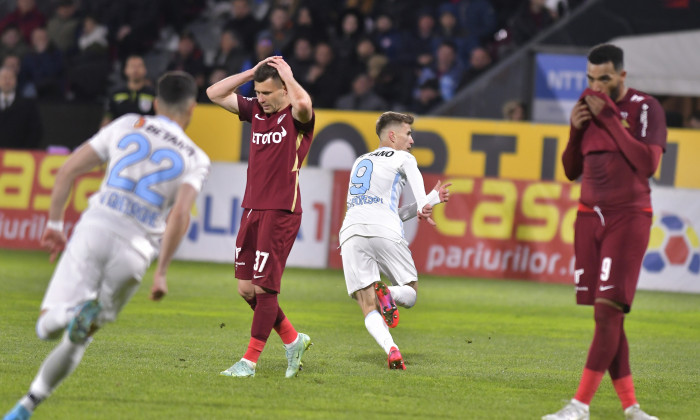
[267,56,313,123]
[206,57,275,114]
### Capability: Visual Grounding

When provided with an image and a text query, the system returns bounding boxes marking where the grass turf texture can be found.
[1,249,699,419]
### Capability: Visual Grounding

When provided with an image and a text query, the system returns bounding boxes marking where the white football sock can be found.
[35,305,73,340]
[28,333,88,403]
[388,285,417,308]
[364,310,396,354]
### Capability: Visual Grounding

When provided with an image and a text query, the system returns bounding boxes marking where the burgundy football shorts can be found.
[573,208,652,313]
[234,209,301,293]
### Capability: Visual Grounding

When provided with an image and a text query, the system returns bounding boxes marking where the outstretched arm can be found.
[267,56,313,123]
[41,144,103,261]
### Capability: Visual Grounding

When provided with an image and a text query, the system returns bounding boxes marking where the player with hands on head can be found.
[4,71,210,420]
[543,44,665,420]
[339,111,450,370]
[207,55,315,378]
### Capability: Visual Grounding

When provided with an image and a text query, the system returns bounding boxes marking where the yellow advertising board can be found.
[186,106,700,189]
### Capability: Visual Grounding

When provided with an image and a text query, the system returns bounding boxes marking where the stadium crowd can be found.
[0,0,582,122]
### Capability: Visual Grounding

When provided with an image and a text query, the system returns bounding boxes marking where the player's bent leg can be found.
[542,400,589,420]
[66,300,101,344]
[35,305,72,341]
[388,282,417,308]
[237,279,255,301]
[374,282,399,328]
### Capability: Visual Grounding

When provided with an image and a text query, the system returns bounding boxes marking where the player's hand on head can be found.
[266,56,293,80]
[40,229,66,262]
[150,272,168,301]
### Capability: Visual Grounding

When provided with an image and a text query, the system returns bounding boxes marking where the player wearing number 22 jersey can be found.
[4,72,210,420]
[543,45,665,420]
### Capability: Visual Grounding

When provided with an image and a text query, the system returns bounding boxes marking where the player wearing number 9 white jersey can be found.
[339,112,451,370]
[4,72,210,420]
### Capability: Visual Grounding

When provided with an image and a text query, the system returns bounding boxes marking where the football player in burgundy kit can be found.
[543,45,666,420]
[206,56,315,378]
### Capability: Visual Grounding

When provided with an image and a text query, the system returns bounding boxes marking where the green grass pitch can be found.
[1,249,699,419]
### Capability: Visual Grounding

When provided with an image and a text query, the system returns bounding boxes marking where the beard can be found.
[609,83,622,102]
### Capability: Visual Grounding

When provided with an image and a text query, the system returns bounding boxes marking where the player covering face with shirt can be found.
[543,44,665,420]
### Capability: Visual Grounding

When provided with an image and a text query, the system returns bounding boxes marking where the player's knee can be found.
[237,283,255,300]
[35,313,62,341]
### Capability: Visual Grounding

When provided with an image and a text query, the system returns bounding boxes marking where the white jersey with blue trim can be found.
[78,114,210,260]
[339,147,434,245]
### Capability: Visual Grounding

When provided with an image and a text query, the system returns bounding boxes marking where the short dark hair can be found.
[253,63,282,84]
[588,44,624,72]
[375,112,414,137]
[157,71,197,112]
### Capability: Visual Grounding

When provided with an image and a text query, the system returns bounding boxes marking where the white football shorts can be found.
[340,235,418,296]
[40,222,151,326]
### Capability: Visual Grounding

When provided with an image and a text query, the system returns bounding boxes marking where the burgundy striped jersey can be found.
[237,96,315,213]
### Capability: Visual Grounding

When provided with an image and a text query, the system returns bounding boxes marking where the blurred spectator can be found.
[0,25,29,63]
[510,0,556,46]
[687,111,700,129]
[166,32,207,96]
[459,46,493,87]
[416,41,464,101]
[370,0,425,32]
[305,41,342,108]
[287,37,314,84]
[344,37,379,83]
[257,5,295,56]
[0,65,42,149]
[2,53,36,97]
[371,12,403,61]
[374,61,414,110]
[91,0,160,61]
[435,3,477,63]
[411,77,443,114]
[211,29,249,76]
[456,0,498,45]
[237,35,275,96]
[46,0,80,55]
[101,55,154,126]
[223,0,262,53]
[21,27,65,100]
[76,15,109,53]
[199,66,227,103]
[399,8,438,68]
[291,5,327,43]
[502,99,526,120]
[159,0,207,33]
[65,15,110,102]
[0,0,47,43]
[331,9,364,73]
[335,72,387,111]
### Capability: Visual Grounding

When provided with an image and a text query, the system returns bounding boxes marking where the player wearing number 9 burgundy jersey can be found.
[207,56,314,378]
[543,44,665,420]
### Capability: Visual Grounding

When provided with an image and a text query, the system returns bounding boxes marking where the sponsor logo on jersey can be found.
[277,114,286,124]
[599,285,615,291]
[347,194,383,208]
[134,116,146,128]
[630,94,645,102]
[252,126,287,145]
[254,113,265,120]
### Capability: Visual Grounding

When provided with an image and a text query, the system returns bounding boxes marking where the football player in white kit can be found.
[4,71,210,420]
[339,111,450,370]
